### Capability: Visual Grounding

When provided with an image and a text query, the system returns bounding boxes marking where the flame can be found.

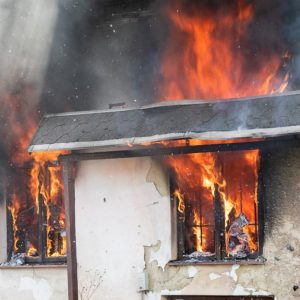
[192,208,203,252]
[160,1,289,257]
[174,189,185,214]
[26,244,38,257]
[2,85,67,258]
[161,1,289,101]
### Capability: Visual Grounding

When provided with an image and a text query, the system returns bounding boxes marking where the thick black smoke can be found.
[1,0,300,170]
[39,0,163,113]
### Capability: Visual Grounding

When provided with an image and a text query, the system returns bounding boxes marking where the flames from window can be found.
[160,0,289,101]
[2,85,66,259]
[160,1,290,258]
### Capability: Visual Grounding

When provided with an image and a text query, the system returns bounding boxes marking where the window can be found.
[7,158,66,264]
[167,149,263,262]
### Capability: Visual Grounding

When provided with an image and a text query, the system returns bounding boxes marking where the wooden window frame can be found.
[6,167,67,265]
[170,150,265,263]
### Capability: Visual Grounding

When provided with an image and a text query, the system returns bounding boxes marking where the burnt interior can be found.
[167,147,263,262]
[6,161,66,263]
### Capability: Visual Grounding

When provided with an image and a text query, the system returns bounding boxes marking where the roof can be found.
[29,91,300,152]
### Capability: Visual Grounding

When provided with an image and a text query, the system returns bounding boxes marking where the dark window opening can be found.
[6,160,67,264]
[168,149,263,262]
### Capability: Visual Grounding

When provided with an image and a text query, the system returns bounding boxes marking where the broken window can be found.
[168,149,263,262]
[6,155,67,264]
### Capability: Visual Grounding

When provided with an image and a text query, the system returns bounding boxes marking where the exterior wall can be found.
[0,266,67,300]
[0,179,68,300]
[75,150,300,300]
[75,157,171,300]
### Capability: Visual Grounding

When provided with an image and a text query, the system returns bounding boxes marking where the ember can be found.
[160,0,290,260]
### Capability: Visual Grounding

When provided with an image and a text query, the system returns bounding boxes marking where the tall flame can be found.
[160,1,289,257]
[2,85,67,258]
[161,0,289,101]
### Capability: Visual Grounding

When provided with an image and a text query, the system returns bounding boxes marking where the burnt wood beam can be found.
[6,203,13,261]
[214,184,225,260]
[176,201,185,260]
[38,193,45,262]
[258,150,266,257]
[59,137,300,162]
[62,161,78,300]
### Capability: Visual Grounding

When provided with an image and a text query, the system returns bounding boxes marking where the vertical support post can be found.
[62,161,78,300]
[177,203,185,259]
[6,192,13,261]
[171,177,185,260]
[199,195,203,248]
[38,193,45,261]
[214,184,225,260]
[258,150,265,257]
[170,179,179,261]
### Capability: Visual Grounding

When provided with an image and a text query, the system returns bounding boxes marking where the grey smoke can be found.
[0,0,59,95]
[0,0,300,157]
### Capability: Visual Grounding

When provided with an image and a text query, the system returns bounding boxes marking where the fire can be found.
[9,149,67,258]
[174,189,185,214]
[161,0,289,101]
[2,84,67,259]
[160,1,289,258]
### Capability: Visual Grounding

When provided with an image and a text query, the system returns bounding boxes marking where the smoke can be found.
[39,0,163,112]
[0,0,60,193]
[0,0,300,168]
[0,0,59,93]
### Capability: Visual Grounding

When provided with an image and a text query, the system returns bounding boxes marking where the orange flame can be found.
[161,1,289,257]
[2,85,67,258]
[161,1,289,101]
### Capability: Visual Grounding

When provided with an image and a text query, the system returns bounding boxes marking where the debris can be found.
[1,253,25,266]
[227,213,250,258]
[287,244,295,252]
[183,251,215,262]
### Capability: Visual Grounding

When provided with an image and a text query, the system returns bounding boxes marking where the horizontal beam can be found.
[59,137,300,162]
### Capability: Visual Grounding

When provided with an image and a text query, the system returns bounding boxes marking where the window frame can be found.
[170,149,265,263]
[6,167,67,265]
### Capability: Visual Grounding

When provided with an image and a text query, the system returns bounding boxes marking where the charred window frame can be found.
[170,149,265,263]
[6,162,67,264]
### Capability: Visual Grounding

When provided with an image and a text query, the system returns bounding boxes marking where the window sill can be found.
[0,264,67,270]
[167,257,266,266]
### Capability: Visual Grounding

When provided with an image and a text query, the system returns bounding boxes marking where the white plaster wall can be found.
[75,157,171,300]
[0,266,67,300]
[75,152,300,300]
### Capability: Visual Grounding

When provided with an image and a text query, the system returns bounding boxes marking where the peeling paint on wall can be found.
[209,273,222,280]
[146,158,169,197]
[144,241,193,292]
[74,149,300,300]
[224,265,240,282]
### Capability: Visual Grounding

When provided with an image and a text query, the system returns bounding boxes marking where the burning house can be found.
[1,0,300,300]
[28,92,300,300]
